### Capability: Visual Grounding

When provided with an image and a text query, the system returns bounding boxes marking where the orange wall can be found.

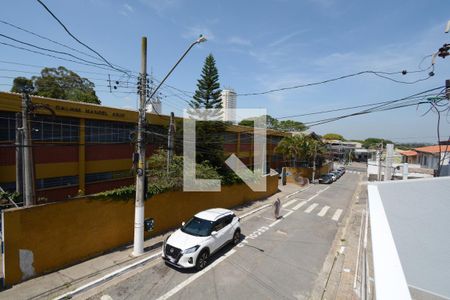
[2,175,278,286]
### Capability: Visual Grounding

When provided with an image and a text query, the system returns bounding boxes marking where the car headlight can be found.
[182,245,200,254]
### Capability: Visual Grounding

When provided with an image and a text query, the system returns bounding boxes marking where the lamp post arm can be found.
[146,40,202,104]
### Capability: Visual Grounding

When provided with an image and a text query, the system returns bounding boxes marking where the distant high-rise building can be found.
[147,98,162,114]
[221,89,237,122]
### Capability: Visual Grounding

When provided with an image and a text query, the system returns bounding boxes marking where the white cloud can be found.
[138,0,182,16]
[119,3,134,16]
[124,3,134,12]
[268,30,306,47]
[182,25,215,41]
[227,36,252,47]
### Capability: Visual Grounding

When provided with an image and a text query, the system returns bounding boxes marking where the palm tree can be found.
[275,135,326,167]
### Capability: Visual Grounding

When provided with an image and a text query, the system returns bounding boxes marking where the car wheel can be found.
[196,249,209,271]
[233,229,241,245]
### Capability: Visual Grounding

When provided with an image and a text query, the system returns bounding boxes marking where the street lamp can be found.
[146,35,207,105]
[132,35,207,257]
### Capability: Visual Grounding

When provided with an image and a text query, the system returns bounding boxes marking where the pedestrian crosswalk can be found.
[293,202,343,222]
[347,170,363,174]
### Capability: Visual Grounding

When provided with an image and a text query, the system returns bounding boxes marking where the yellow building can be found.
[0,92,287,202]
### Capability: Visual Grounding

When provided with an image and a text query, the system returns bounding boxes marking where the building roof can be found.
[368,177,450,299]
[398,150,417,157]
[414,145,447,154]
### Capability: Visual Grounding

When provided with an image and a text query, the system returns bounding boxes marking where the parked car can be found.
[327,172,337,182]
[319,174,334,184]
[162,208,241,270]
[330,170,341,180]
[337,167,346,175]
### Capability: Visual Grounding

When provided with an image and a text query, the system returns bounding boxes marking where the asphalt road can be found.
[87,172,362,300]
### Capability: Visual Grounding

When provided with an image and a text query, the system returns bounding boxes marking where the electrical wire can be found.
[35,0,131,76]
[237,69,435,97]
[0,18,106,62]
[0,33,113,68]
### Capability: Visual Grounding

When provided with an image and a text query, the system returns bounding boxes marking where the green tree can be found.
[277,120,308,132]
[238,115,279,129]
[275,135,327,167]
[323,133,345,141]
[238,115,307,132]
[11,77,34,93]
[189,54,222,115]
[188,54,226,170]
[11,66,100,104]
[362,138,394,149]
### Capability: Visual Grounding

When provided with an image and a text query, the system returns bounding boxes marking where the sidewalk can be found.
[310,175,374,299]
[0,182,310,300]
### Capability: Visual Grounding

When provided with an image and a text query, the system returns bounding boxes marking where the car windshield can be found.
[321,175,332,179]
[181,217,214,237]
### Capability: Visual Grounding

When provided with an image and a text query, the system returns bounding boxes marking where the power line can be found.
[237,69,435,97]
[304,88,446,127]
[0,18,104,62]
[0,33,114,67]
[0,59,127,76]
[0,41,122,71]
[36,0,131,76]
[276,93,440,120]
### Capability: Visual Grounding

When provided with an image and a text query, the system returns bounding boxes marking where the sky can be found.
[0,0,449,143]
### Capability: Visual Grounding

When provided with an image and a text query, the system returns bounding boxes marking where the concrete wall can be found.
[2,175,278,286]
[286,163,332,183]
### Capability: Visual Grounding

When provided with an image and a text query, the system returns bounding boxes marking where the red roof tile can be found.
[399,150,417,156]
[414,145,449,154]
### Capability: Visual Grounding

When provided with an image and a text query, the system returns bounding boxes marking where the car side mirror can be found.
[181,222,185,226]
[211,230,218,236]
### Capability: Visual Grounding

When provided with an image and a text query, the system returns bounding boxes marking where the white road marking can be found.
[54,251,162,300]
[317,205,330,217]
[285,185,312,198]
[100,295,113,300]
[305,186,330,203]
[239,203,272,219]
[155,249,237,300]
[269,219,282,227]
[304,203,318,214]
[283,198,298,208]
[332,209,343,221]
[292,201,307,211]
[284,211,294,218]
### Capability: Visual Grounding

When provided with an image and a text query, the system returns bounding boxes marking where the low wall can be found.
[286,162,333,183]
[2,175,278,286]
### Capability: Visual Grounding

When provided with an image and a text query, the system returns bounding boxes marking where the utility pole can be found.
[312,143,317,183]
[132,37,147,257]
[21,91,35,206]
[15,113,23,197]
[384,143,394,181]
[166,112,175,173]
[376,143,383,181]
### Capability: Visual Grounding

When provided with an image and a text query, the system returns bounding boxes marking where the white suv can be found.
[162,208,241,270]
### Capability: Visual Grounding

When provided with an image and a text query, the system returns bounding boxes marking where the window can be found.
[31,115,79,142]
[0,111,17,141]
[85,170,132,183]
[224,132,237,143]
[269,136,283,145]
[36,175,78,189]
[240,133,253,144]
[222,214,234,226]
[85,119,134,143]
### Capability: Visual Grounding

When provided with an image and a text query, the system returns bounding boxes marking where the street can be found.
[86,172,363,300]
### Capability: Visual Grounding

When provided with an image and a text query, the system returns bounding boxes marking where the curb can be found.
[51,184,312,299]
